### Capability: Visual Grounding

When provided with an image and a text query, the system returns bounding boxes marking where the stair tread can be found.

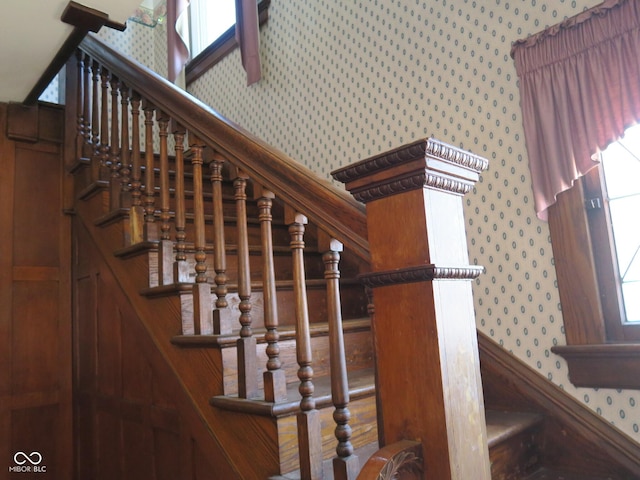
[172,317,371,348]
[523,467,618,480]
[211,367,375,417]
[485,409,544,448]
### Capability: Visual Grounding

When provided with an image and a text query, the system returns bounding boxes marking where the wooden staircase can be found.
[64,34,640,480]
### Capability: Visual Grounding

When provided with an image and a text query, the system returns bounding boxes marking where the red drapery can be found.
[235,0,261,85]
[511,0,640,220]
[167,0,190,84]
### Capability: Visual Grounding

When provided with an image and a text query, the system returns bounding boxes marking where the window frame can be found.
[185,0,271,86]
[549,164,640,389]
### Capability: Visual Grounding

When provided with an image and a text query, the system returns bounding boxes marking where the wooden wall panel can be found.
[12,145,61,268]
[95,409,122,480]
[154,429,181,480]
[122,419,154,480]
[96,273,122,398]
[11,281,60,394]
[11,404,59,473]
[75,275,97,392]
[73,220,234,479]
[0,102,72,480]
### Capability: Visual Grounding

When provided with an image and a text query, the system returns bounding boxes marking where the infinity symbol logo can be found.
[13,451,42,465]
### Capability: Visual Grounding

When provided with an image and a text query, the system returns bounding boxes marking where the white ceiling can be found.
[0,0,142,103]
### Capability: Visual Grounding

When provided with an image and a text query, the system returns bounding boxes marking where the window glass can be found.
[601,123,640,323]
[189,0,236,59]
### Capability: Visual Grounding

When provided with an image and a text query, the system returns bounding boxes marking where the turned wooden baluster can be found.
[82,53,92,158]
[74,50,84,160]
[258,187,287,403]
[189,134,213,335]
[108,74,121,211]
[288,210,322,480]
[210,153,231,334]
[321,236,359,480]
[235,171,259,399]
[157,111,173,285]
[99,66,110,175]
[173,123,189,283]
[90,60,101,181]
[142,101,158,241]
[119,82,131,209]
[129,92,144,245]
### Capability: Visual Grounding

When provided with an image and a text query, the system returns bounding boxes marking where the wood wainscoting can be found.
[0,102,72,478]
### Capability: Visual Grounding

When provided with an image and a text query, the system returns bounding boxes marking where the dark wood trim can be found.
[7,103,39,141]
[552,343,640,389]
[479,332,640,477]
[23,1,126,105]
[7,102,66,143]
[185,0,271,86]
[547,166,640,388]
[61,1,126,32]
[80,33,369,261]
[547,178,607,345]
[582,165,640,341]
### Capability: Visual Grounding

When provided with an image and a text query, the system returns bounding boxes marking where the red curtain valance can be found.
[511,0,640,220]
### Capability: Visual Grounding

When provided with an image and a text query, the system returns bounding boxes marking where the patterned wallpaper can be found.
[103,0,640,442]
[39,74,60,104]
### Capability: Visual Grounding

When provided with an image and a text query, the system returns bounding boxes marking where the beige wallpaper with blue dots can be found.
[103,0,640,443]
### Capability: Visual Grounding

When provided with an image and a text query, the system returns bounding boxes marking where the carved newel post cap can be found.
[331,137,489,203]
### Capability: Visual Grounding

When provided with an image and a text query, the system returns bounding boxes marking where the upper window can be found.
[185,0,270,86]
[549,121,640,344]
[549,123,640,389]
[189,0,236,59]
[581,123,640,340]
[598,124,640,324]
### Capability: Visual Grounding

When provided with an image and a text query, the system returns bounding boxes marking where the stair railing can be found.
[71,31,492,480]
[71,33,365,479]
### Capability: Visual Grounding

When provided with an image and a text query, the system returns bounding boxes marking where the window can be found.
[549,124,640,389]
[189,0,236,59]
[185,0,270,85]
[574,125,640,342]
[598,124,640,324]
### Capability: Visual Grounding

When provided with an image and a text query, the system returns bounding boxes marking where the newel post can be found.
[333,138,491,480]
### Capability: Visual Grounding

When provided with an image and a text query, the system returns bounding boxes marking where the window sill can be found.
[185,0,270,86]
[552,343,640,389]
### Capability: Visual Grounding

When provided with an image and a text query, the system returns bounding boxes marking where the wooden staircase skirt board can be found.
[210,367,376,418]
[479,333,640,479]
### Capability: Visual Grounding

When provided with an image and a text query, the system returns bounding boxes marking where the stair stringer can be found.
[74,194,285,480]
[479,332,640,479]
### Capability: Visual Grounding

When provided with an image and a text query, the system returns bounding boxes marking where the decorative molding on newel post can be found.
[333,138,491,480]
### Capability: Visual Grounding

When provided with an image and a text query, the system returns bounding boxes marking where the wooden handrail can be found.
[79,33,370,262]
